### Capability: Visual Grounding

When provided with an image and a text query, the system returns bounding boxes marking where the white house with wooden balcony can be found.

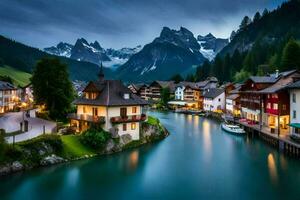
[68,67,148,140]
[0,81,19,113]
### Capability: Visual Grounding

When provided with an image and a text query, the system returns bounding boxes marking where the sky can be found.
[0,0,286,49]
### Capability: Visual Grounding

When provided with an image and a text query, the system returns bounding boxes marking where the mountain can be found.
[70,38,111,64]
[44,42,73,57]
[0,35,113,81]
[219,0,300,57]
[197,33,229,61]
[116,27,207,82]
[44,39,141,69]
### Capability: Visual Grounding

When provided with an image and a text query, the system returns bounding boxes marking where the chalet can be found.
[195,77,218,90]
[68,68,148,140]
[225,94,241,117]
[128,83,150,100]
[203,88,225,112]
[169,82,201,110]
[286,80,300,138]
[148,81,175,101]
[0,81,19,113]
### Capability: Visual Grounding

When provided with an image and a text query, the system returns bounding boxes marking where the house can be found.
[225,94,241,117]
[0,81,19,113]
[68,68,148,140]
[20,83,34,106]
[169,82,201,110]
[286,80,300,138]
[195,77,218,90]
[239,75,278,123]
[258,70,300,135]
[148,81,175,101]
[203,88,225,112]
[128,83,150,100]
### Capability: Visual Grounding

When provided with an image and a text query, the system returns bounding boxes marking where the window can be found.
[218,98,221,102]
[120,108,127,117]
[132,107,137,114]
[92,107,98,116]
[123,123,127,131]
[293,93,296,103]
[83,106,86,113]
[293,110,297,119]
[131,123,136,130]
[282,104,287,111]
[295,128,300,134]
[123,93,130,99]
[273,103,278,110]
[267,103,271,109]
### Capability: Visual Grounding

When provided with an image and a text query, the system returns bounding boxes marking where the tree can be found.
[169,74,183,83]
[281,38,300,71]
[253,12,261,22]
[0,75,13,84]
[239,16,252,31]
[230,31,236,42]
[160,87,171,106]
[262,9,269,17]
[185,74,195,82]
[196,60,211,81]
[31,57,74,120]
[234,70,251,83]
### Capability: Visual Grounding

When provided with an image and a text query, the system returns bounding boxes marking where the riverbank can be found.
[0,116,169,176]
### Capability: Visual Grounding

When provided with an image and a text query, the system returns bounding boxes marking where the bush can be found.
[80,127,111,149]
[19,134,63,152]
[3,145,23,161]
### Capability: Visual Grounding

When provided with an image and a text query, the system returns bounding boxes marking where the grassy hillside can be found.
[0,65,31,87]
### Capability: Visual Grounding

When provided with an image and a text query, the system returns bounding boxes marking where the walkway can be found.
[0,110,56,143]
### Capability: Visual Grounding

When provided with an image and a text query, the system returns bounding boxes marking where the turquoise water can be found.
[1,111,300,199]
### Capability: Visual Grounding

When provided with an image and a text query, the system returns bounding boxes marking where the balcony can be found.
[68,113,105,123]
[110,114,147,124]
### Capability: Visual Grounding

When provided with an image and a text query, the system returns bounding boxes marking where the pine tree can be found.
[239,16,252,31]
[253,12,261,22]
[230,31,236,41]
[262,9,269,17]
[281,38,300,71]
[169,74,183,83]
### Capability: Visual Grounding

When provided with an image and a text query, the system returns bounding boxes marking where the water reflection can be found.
[267,153,278,185]
[202,119,211,156]
[127,151,139,172]
[65,168,79,187]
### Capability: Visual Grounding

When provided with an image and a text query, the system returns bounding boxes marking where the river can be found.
[1,111,300,199]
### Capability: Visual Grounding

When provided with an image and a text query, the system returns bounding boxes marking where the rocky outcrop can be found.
[40,154,65,166]
[11,161,24,172]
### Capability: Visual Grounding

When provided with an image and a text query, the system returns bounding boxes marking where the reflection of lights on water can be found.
[128,151,139,171]
[187,115,192,122]
[67,168,79,187]
[194,115,199,128]
[203,120,211,155]
[268,153,278,184]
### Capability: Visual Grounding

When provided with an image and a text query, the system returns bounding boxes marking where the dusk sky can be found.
[0,0,286,49]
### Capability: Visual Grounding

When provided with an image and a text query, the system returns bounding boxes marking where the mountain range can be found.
[44,39,142,69]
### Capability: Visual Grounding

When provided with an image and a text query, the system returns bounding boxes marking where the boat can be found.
[221,123,246,135]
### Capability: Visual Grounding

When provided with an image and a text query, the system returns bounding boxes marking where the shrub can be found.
[80,127,111,149]
[3,145,23,161]
[19,134,63,152]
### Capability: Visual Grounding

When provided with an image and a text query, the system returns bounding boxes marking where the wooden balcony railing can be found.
[110,114,147,124]
[68,113,105,123]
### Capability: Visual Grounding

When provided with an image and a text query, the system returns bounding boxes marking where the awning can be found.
[289,123,300,128]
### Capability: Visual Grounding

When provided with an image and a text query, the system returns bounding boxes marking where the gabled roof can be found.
[203,88,224,99]
[74,79,148,106]
[226,94,240,100]
[0,81,17,90]
[249,76,279,84]
[286,80,300,89]
[175,82,198,90]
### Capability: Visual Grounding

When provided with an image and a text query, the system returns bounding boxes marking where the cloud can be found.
[0,0,285,48]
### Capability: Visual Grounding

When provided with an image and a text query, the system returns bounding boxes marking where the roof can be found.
[151,81,175,92]
[270,69,298,78]
[74,79,149,106]
[175,82,198,90]
[203,88,224,99]
[249,76,279,84]
[286,80,300,89]
[226,94,240,100]
[0,81,17,90]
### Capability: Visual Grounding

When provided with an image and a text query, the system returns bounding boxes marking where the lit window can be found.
[123,124,127,131]
[267,103,271,109]
[273,103,278,110]
[132,107,137,114]
[131,123,136,130]
[83,106,86,113]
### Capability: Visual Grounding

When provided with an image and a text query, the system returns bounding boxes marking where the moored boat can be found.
[221,123,245,135]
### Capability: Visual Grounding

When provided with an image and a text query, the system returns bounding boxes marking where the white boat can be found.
[221,123,246,135]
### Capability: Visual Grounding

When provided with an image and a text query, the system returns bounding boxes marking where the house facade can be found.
[148,81,175,101]
[0,81,19,113]
[69,71,148,140]
[287,80,300,138]
[225,94,240,117]
[203,88,225,112]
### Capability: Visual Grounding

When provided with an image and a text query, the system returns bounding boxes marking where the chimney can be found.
[275,69,279,78]
[98,62,105,81]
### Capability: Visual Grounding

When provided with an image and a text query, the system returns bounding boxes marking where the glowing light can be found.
[267,153,278,185]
